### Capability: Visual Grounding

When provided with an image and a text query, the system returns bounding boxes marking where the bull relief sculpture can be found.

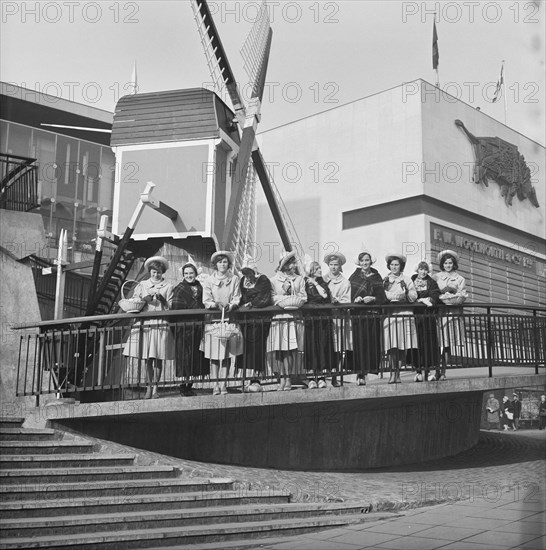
[455,119,539,208]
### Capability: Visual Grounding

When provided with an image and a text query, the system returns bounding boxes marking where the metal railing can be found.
[0,153,39,212]
[13,304,545,401]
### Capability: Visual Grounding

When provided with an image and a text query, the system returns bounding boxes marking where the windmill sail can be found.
[191,0,300,261]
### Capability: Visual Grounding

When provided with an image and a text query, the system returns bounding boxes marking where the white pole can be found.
[54,229,68,320]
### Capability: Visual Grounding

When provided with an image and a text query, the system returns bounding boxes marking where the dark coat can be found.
[411,274,441,306]
[239,274,272,308]
[305,276,331,304]
[172,280,204,310]
[348,267,386,304]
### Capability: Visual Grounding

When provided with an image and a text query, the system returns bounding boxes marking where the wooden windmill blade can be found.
[191,0,245,116]
[193,0,296,255]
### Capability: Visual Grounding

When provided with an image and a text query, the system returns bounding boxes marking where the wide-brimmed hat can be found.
[144,256,169,272]
[211,250,234,266]
[324,252,346,266]
[385,252,407,264]
[354,250,376,265]
[437,249,459,264]
[277,250,298,272]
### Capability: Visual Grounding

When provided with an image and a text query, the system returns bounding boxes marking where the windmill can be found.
[192,0,302,267]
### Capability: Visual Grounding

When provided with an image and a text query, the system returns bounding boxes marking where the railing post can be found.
[533,309,539,375]
[486,307,493,378]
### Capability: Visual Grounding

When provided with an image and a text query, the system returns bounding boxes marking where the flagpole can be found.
[432,17,440,88]
[502,60,507,125]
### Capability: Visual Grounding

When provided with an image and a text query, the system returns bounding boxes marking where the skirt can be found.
[383,311,418,351]
[267,313,304,352]
[123,319,175,361]
[438,308,466,349]
[200,322,243,360]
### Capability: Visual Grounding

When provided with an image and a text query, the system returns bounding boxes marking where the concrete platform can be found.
[13,367,544,471]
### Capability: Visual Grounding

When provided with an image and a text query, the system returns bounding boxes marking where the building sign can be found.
[430,223,536,270]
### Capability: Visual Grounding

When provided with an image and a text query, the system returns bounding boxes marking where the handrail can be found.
[12,302,546,330]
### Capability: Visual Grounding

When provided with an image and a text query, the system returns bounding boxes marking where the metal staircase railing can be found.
[0,153,40,212]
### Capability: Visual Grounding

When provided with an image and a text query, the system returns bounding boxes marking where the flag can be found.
[432,21,439,70]
[492,63,504,103]
[129,61,138,94]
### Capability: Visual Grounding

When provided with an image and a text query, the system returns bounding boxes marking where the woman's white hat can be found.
[210,250,234,266]
[385,252,407,264]
[277,250,298,272]
[324,252,346,266]
[144,256,169,271]
[437,249,459,264]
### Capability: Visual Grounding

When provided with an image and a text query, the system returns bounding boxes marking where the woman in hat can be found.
[433,249,467,381]
[349,250,386,385]
[267,251,307,391]
[235,259,272,392]
[303,260,334,389]
[324,252,352,386]
[123,256,174,399]
[410,261,441,382]
[201,251,243,395]
[382,253,418,384]
[171,262,208,397]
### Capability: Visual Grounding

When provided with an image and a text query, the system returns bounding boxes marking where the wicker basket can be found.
[277,295,306,310]
[118,280,147,313]
[207,307,240,341]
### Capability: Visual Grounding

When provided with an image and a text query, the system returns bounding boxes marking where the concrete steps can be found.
[0,420,373,548]
[0,428,59,441]
[0,453,137,469]
[0,465,180,485]
[0,418,24,429]
[0,477,235,501]
[0,514,369,549]
[0,502,364,537]
[0,441,96,454]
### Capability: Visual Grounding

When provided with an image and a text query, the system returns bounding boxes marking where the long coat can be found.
[434,270,467,349]
[236,274,272,375]
[383,273,418,351]
[349,267,386,375]
[201,272,243,360]
[304,276,334,373]
[171,280,208,378]
[123,278,174,361]
[410,274,441,369]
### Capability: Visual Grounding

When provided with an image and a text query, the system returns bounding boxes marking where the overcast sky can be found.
[1,1,545,144]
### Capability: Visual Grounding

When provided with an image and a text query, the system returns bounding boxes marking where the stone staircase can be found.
[0,417,374,549]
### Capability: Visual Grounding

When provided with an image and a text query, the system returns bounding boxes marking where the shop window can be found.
[56,136,79,200]
[4,122,32,158]
[32,129,57,199]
